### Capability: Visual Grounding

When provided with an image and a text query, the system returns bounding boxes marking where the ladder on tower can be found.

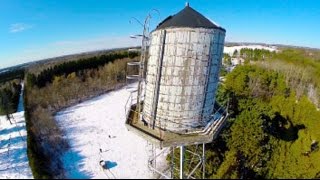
[125,59,146,123]
[125,60,139,116]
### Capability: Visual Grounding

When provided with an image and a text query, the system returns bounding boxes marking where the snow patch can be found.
[55,85,168,179]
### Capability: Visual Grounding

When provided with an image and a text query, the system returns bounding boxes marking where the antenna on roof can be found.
[185,1,189,7]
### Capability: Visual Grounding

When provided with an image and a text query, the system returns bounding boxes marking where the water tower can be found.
[125,3,228,179]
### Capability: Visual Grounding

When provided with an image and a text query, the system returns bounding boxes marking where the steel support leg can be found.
[180,146,185,179]
[202,143,205,179]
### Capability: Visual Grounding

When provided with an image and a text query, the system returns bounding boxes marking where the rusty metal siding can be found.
[143,27,225,133]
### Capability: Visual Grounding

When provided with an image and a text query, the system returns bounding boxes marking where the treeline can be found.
[0,69,25,83]
[27,51,138,88]
[224,47,320,108]
[0,80,22,116]
[239,48,275,61]
[257,48,320,107]
[24,51,139,178]
[222,48,276,75]
[172,64,320,178]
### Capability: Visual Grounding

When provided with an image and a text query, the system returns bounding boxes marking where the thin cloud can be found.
[9,23,33,33]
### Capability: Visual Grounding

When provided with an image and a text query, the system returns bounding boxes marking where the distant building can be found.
[231,57,244,66]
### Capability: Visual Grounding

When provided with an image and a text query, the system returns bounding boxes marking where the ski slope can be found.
[55,85,168,179]
[224,45,277,55]
[0,83,33,179]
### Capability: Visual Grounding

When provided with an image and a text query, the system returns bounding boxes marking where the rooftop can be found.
[156,4,225,32]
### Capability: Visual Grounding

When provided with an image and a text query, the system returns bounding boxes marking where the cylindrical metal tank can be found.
[142,5,226,133]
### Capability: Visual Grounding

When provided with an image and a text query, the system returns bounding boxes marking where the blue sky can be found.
[0,0,319,69]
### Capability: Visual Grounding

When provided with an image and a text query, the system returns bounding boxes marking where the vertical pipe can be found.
[202,143,206,179]
[136,31,146,122]
[201,33,214,123]
[151,30,166,129]
[180,146,185,179]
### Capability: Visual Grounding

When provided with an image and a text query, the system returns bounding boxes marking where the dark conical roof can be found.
[156,5,225,32]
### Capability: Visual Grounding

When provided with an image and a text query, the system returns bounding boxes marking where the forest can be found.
[213,64,320,178]
[0,69,24,118]
[0,69,24,83]
[0,80,22,116]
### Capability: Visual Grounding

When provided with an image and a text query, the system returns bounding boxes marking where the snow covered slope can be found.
[0,83,33,179]
[55,85,167,179]
[224,45,277,55]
